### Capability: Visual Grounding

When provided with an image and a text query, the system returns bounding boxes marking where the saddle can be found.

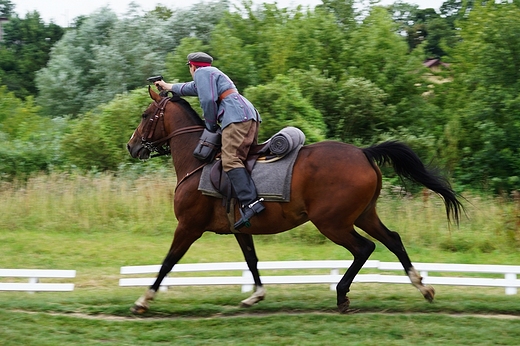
[208,126,305,203]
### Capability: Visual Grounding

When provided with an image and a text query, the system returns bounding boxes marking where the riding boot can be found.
[226,167,265,230]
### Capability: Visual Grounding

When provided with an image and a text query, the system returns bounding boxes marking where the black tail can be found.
[363,141,463,224]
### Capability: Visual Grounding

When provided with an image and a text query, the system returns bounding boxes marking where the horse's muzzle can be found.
[127,143,150,160]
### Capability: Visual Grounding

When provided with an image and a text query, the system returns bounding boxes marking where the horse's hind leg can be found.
[234,233,265,307]
[314,223,376,313]
[355,209,435,302]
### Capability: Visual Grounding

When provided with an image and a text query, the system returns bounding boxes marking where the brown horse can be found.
[126,87,462,314]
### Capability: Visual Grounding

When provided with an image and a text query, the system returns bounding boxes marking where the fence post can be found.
[420,270,428,283]
[241,270,254,293]
[28,277,39,294]
[330,268,339,291]
[505,273,517,295]
[159,275,168,292]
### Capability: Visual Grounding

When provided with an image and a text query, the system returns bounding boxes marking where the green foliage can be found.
[244,74,326,143]
[442,1,520,192]
[347,7,424,108]
[1,0,520,194]
[165,37,208,83]
[318,0,357,32]
[0,12,64,99]
[60,89,151,171]
[36,7,176,117]
[0,86,64,178]
[214,3,348,87]
[210,21,258,91]
[335,77,393,142]
[165,0,230,46]
[0,0,14,17]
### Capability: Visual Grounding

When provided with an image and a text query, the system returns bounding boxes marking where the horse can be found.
[126,87,463,314]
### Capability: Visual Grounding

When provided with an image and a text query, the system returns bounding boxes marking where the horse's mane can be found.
[169,94,205,127]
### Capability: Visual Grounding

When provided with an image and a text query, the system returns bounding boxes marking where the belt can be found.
[218,88,238,102]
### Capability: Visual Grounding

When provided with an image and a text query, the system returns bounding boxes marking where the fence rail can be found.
[119,260,520,295]
[0,269,76,292]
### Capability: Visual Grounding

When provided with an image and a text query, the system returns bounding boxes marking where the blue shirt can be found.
[170,66,261,129]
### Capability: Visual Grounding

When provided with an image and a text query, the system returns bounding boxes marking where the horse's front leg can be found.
[131,226,203,314]
[234,233,266,307]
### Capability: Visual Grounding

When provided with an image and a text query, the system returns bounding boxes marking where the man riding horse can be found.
[154,52,265,230]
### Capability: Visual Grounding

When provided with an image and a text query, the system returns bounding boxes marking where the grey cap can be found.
[186,52,213,65]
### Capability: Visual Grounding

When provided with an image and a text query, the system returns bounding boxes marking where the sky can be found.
[12,0,445,27]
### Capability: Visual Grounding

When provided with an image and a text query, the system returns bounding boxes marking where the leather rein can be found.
[140,96,207,190]
[141,97,205,158]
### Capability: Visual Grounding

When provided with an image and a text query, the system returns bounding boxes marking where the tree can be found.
[147,5,173,20]
[212,3,347,87]
[346,6,424,109]
[285,68,341,139]
[318,0,357,33]
[440,1,520,191]
[36,1,229,118]
[165,0,230,46]
[36,6,176,117]
[244,75,326,143]
[439,0,474,28]
[60,89,152,171]
[387,1,458,58]
[334,77,393,143]
[35,8,119,116]
[165,37,208,84]
[0,11,64,98]
[0,85,65,178]
[0,0,14,17]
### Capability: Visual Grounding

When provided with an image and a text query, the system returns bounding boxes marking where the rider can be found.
[154,52,265,230]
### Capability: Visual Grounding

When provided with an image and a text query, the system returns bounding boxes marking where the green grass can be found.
[1,285,520,345]
[1,173,520,345]
[1,309,519,346]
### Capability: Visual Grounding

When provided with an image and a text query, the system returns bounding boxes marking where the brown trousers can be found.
[221,120,259,172]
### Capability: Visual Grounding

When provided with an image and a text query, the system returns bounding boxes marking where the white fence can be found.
[3,262,518,295]
[0,269,76,292]
[119,260,520,295]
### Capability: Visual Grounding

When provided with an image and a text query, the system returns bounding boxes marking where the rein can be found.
[141,97,205,157]
[140,96,208,190]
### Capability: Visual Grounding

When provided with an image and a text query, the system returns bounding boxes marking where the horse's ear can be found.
[148,85,161,102]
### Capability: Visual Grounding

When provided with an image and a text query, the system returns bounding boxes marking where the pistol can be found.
[147,75,163,84]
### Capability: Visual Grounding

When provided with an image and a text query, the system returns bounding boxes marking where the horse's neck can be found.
[166,107,204,180]
[170,135,202,178]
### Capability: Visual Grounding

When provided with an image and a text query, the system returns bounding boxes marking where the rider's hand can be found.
[154,80,172,91]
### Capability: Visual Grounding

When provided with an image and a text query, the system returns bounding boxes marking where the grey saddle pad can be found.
[198,145,302,202]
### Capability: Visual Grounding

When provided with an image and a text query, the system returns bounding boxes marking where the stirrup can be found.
[234,198,265,230]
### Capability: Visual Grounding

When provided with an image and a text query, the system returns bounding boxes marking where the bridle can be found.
[140,97,205,158]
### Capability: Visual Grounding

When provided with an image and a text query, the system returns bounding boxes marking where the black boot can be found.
[227,167,265,229]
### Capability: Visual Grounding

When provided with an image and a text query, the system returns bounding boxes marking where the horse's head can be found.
[127,87,205,161]
[127,87,172,160]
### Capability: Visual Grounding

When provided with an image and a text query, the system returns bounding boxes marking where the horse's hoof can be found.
[423,285,435,303]
[240,294,265,308]
[130,305,148,315]
[337,296,350,314]
[240,301,253,308]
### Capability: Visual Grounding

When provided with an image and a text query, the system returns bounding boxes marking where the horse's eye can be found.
[141,113,147,119]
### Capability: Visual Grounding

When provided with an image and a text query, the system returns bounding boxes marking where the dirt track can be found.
[13,309,520,321]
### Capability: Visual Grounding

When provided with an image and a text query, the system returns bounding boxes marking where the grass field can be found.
[1,284,520,345]
[1,173,519,345]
